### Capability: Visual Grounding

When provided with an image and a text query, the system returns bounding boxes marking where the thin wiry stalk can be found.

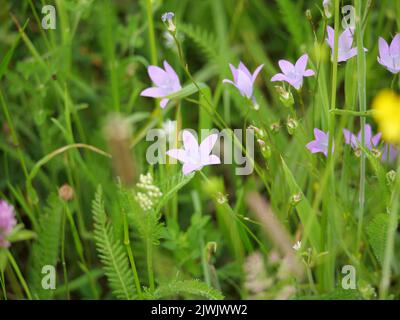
[123,208,143,298]
[145,0,158,65]
[355,0,367,250]
[7,251,32,300]
[380,156,400,299]
[322,0,340,292]
[61,208,70,299]
[147,238,155,292]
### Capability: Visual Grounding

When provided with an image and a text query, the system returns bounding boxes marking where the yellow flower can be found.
[373,90,400,144]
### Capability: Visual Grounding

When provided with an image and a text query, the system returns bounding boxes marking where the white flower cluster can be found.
[134,173,163,212]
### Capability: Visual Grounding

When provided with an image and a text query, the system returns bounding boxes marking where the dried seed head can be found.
[244,251,272,297]
[58,184,74,201]
[104,114,136,186]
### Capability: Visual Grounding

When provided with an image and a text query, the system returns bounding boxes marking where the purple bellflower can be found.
[223,62,264,106]
[271,54,315,90]
[0,200,17,248]
[326,26,367,62]
[378,34,400,74]
[166,130,221,175]
[306,128,333,157]
[382,143,399,163]
[140,60,182,109]
[343,124,382,150]
[161,12,176,32]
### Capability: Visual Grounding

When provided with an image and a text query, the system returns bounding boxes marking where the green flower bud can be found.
[305,9,312,21]
[270,122,281,134]
[258,139,272,159]
[286,117,298,135]
[372,148,382,158]
[290,193,302,206]
[248,125,266,140]
[386,170,397,186]
[275,86,294,108]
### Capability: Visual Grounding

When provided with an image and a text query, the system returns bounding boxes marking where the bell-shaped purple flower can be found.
[166,130,221,175]
[140,60,182,109]
[223,62,263,106]
[378,34,400,74]
[343,124,381,150]
[271,54,315,90]
[0,200,17,248]
[306,128,333,157]
[382,143,399,163]
[326,26,367,62]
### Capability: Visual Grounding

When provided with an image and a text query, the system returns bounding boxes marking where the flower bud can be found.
[372,148,382,158]
[58,184,74,201]
[286,118,298,135]
[386,170,397,186]
[270,122,281,134]
[305,9,312,21]
[258,139,271,159]
[290,193,302,206]
[216,192,228,204]
[248,125,266,140]
[323,0,333,19]
[206,241,218,263]
[161,12,176,33]
[275,86,294,108]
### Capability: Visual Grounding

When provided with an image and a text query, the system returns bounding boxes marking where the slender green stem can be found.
[147,238,155,292]
[328,0,340,159]
[355,0,367,250]
[0,90,29,180]
[7,251,32,300]
[330,109,373,117]
[391,74,398,90]
[171,33,271,194]
[380,156,400,299]
[304,261,317,294]
[145,0,158,65]
[321,0,340,292]
[64,204,98,298]
[0,270,7,300]
[198,171,269,255]
[122,207,143,298]
[61,209,70,299]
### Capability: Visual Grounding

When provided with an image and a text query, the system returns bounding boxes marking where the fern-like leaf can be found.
[148,280,224,300]
[92,186,136,300]
[367,213,389,265]
[179,23,219,62]
[28,193,63,299]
